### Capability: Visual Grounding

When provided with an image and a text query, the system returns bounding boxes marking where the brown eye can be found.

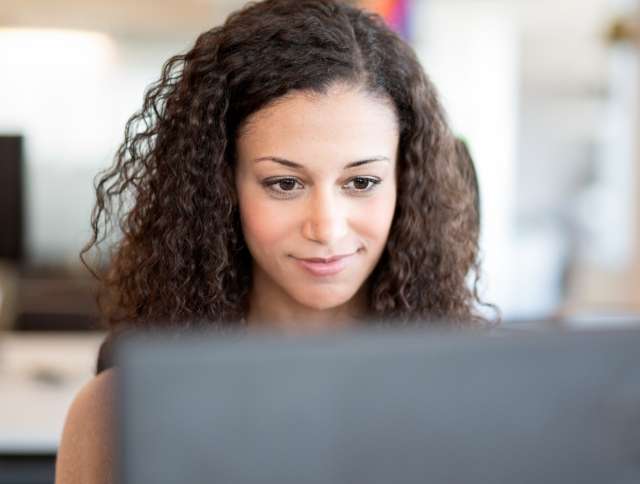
[344,176,381,192]
[262,177,304,199]
[278,178,297,191]
[352,177,370,190]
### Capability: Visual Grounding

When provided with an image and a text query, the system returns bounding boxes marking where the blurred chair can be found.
[14,267,101,331]
[0,260,18,331]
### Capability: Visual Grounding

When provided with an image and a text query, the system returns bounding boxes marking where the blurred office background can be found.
[0,0,639,481]
[1,0,639,326]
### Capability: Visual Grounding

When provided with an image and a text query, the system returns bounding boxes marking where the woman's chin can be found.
[288,287,357,312]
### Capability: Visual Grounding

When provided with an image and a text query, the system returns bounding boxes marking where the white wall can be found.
[412,0,520,316]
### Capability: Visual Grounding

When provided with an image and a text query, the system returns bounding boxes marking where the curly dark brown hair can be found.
[82,0,493,332]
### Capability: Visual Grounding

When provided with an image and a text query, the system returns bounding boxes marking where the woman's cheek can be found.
[352,190,396,239]
[240,194,299,247]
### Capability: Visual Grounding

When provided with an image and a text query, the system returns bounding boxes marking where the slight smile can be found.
[292,252,359,277]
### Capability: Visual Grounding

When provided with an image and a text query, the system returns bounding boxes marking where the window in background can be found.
[0,28,191,266]
[0,29,117,264]
[411,0,640,321]
[564,0,640,319]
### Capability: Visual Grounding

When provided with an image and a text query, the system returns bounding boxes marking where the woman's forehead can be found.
[236,85,400,167]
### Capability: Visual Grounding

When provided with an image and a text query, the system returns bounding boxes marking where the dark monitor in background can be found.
[116,327,640,484]
[0,135,24,264]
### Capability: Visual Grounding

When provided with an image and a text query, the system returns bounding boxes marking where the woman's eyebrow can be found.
[253,156,390,169]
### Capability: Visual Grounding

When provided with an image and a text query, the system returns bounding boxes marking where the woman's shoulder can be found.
[55,368,117,484]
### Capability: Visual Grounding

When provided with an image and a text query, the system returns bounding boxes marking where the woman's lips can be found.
[294,253,356,277]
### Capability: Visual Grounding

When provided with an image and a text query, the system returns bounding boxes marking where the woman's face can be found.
[235,84,399,312]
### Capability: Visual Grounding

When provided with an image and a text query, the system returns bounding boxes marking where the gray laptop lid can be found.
[116,327,640,484]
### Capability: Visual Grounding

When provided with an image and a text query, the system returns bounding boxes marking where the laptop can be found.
[115,326,640,484]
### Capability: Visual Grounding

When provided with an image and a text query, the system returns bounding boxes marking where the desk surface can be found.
[0,332,105,454]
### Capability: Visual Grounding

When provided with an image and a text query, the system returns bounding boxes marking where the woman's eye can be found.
[275,178,298,191]
[263,177,304,196]
[344,176,381,192]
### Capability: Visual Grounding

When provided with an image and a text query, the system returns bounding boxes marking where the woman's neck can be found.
[246,266,369,334]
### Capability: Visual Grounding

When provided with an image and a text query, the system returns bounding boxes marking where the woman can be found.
[56,1,489,482]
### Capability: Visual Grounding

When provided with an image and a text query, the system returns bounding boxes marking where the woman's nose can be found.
[301,189,348,245]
